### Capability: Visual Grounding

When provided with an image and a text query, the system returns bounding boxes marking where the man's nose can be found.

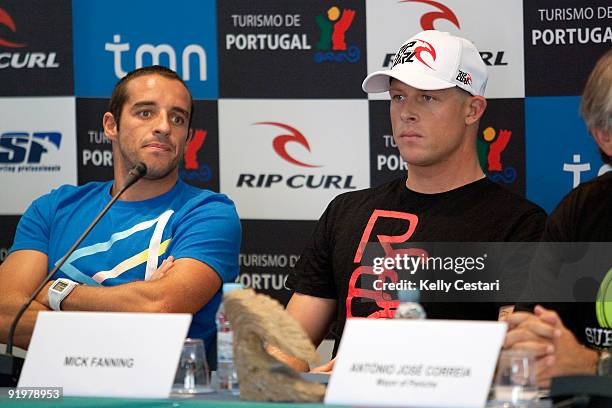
[153,111,171,135]
[400,105,418,122]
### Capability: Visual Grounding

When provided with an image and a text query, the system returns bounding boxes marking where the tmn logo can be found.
[314,5,360,63]
[0,132,61,164]
[105,35,207,81]
[477,126,516,184]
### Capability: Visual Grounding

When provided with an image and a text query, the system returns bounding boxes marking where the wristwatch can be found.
[597,349,611,376]
[48,278,79,311]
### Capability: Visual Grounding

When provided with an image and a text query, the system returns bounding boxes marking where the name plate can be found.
[325,319,506,408]
[18,311,191,398]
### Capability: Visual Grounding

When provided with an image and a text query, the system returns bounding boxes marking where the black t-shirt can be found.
[517,172,612,349]
[287,176,547,347]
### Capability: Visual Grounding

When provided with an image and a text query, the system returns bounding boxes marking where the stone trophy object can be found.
[222,288,326,402]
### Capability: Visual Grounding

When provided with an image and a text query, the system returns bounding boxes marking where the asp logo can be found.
[314,6,361,63]
[180,128,212,183]
[477,126,516,184]
[254,122,320,168]
[0,132,62,173]
[400,0,460,30]
[0,8,26,48]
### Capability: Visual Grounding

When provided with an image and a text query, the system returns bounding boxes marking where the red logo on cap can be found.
[413,39,436,70]
[401,0,461,30]
[0,8,26,48]
[254,122,321,168]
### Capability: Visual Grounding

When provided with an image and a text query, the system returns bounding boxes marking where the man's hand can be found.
[148,256,174,281]
[0,250,51,348]
[505,305,598,387]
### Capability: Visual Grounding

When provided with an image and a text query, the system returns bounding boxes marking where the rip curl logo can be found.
[456,70,472,86]
[477,127,517,184]
[400,0,461,30]
[0,8,26,48]
[391,39,436,70]
[346,210,427,319]
[314,6,361,63]
[254,122,321,168]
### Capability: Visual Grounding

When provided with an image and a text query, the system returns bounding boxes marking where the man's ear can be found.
[186,128,194,142]
[591,128,612,158]
[103,112,118,141]
[465,96,487,126]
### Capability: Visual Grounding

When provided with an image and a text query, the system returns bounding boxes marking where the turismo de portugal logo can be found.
[313,5,360,63]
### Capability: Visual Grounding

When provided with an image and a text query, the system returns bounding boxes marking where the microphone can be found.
[0,162,147,386]
[123,162,148,190]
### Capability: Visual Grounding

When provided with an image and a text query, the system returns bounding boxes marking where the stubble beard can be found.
[117,142,180,181]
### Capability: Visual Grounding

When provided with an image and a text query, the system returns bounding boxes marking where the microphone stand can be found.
[0,163,147,386]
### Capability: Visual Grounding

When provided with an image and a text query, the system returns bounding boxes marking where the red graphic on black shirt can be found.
[0,8,26,48]
[401,0,461,31]
[254,122,321,168]
[184,129,207,170]
[347,210,426,319]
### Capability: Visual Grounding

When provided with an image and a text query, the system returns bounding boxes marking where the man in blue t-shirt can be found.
[0,66,241,365]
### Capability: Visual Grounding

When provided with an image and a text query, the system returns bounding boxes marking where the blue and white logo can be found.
[73,0,218,99]
[0,132,61,165]
[526,96,611,213]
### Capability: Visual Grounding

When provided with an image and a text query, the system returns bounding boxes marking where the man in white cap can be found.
[284,30,546,370]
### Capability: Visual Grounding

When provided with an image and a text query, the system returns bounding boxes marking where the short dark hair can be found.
[108,65,194,131]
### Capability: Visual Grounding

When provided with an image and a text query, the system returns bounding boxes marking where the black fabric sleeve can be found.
[516,196,572,312]
[494,208,547,309]
[285,201,338,299]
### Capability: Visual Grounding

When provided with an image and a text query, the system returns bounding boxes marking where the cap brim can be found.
[362,69,455,94]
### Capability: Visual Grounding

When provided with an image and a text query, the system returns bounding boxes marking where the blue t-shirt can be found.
[10,179,241,360]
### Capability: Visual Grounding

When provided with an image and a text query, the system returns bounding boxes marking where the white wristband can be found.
[48,278,78,311]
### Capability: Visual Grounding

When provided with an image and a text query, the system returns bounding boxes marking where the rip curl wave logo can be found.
[391,39,437,70]
[254,122,321,168]
[314,6,360,63]
[400,0,461,31]
[0,8,26,48]
[477,126,517,184]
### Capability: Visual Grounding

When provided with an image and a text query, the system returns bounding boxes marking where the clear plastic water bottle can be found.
[394,288,426,320]
[216,283,242,394]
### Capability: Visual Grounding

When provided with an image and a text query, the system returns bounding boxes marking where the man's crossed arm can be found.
[0,249,221,349]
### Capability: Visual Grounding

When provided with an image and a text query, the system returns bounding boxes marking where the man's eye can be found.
[391,94,405,102]
[138,111,152,118]
[421,95,434,102]
[172,115,186,125]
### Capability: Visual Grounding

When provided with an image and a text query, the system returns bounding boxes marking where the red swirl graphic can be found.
[254,122,321,168]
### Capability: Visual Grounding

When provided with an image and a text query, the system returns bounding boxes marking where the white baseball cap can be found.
[362,30,488,96]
